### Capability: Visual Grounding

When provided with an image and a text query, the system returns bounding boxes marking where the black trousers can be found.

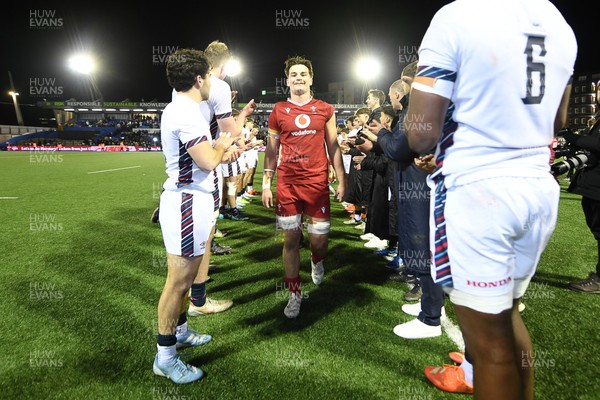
[581,196,600,274]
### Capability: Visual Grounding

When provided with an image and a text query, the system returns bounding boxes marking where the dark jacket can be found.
[568,119,600,201]
[343,129,374,207]
[360,144,391,240]
[378,109,432,273]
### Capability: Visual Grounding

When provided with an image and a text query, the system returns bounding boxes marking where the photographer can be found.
[343,108,373,226]
[567,109,600,293]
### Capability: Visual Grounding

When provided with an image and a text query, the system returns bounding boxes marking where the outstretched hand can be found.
[243,99,257,116]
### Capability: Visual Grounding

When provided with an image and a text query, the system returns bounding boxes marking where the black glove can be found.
[558,129,580,146]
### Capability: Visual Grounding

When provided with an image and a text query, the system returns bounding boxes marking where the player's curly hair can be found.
[284,56,313,78]
[166,48,210,92]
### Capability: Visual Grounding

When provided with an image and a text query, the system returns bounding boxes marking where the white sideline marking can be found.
[406,281,464,350]
[442,315,465,352]
[87,166,141,174]
[0,197,18,200]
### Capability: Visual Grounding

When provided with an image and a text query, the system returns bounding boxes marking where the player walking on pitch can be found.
[262,55,345,318]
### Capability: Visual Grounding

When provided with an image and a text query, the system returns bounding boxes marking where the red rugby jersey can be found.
[268,98,334,184]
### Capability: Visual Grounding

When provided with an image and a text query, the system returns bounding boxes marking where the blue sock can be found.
[190,282,207,307]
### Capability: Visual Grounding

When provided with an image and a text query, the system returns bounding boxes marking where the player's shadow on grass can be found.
[558,196,584,202]
[237,248,395,334]
[208,269,281,296]
[531,271,581,289]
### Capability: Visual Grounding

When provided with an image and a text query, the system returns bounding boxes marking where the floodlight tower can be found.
[8,71,24,126]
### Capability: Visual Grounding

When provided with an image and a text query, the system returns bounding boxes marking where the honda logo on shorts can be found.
[466,277,512,288]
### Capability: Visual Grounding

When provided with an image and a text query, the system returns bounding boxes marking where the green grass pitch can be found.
[0,151,598,399]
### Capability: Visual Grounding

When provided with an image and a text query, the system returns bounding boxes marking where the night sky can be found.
[0,1,598,123]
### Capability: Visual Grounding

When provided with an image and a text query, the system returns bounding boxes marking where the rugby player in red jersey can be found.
[262,55,345,318]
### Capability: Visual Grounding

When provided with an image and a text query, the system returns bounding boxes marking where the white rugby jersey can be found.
[161,94,214,192]
[415,0,577,187]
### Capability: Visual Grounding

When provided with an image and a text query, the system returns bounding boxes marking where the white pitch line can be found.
[87,166,141,174]
[406,281,465,351]
[442,315,465,352]
[0,197,18,200]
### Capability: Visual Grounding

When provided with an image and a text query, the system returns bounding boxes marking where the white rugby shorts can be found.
[159,189,215,256]
[431,175,559,313]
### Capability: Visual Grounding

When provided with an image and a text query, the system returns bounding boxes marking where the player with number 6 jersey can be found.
[405,0,577,398]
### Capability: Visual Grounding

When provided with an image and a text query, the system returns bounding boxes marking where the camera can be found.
[550,128,598,177]
[366,111,381,125]
[353,127,366,145]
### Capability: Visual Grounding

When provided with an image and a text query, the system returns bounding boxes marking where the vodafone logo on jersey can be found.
[294,114,311,129]
[290,114,317,137]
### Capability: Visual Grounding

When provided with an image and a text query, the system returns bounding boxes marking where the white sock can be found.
[175,321,188,336]
[248,185,253,191]
[156,344,177,365]
[460,358,474,386]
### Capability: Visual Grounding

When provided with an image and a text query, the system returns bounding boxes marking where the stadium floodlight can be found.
[354,56,382,81]
[8,90,24,126]
[68,54,96,75]
[8,71,24,126]
[67,53,103,101]
[225,58,242,77]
